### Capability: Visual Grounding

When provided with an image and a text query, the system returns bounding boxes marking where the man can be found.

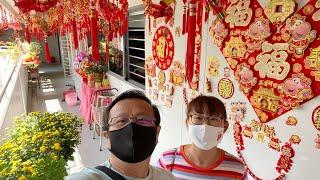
[67,90,174,180]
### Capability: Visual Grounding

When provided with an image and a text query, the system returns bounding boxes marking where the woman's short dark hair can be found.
[186,96,227,120]
[103,89,160,131]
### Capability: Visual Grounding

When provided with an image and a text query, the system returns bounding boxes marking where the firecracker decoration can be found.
[230,102,247,122]
[158,70,166,91]
[305,45,320,81]
[146,56,156,77]
[152,26,174,70]
[312,105,320,132]
[183,88,188,105]
[286,116,298,126]
[235,62,257,94]
[289,135,301,145]
[169,61,185,86]
[233,121,244,150]
[208,56,219,77]
[214,0,320,123]
[315,134,320,149]
[206,78,212,93]
[209,19,228,47]
[276,142,295,174]
[218,78,234,99]
[264,0,296,24]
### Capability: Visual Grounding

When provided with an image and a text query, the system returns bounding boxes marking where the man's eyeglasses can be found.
[189,114,224,127]
[108,115,156,131]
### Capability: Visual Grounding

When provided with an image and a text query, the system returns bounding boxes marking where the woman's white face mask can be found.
[188,124,224,150]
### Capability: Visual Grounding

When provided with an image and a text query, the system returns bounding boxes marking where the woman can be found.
[157,96,247,179]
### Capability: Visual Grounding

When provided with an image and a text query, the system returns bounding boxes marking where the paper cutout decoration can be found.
[208,56,220,77]
[312,105,320,132]
[315,134,320,149]
[230,102,247,122]
[233,122,244,150]
[209,20,228,47]
[276,142,295,173]
[269,137,281,152]
[206,78,212,93]
[158,70,166,91]
[243,125,253,139]
[286,116,298,126]
[152,26,174,70]
[289,135,301,145]
[224,67,231,77]
[169,61,185,86]
[235,62,257,94]
[153,89,159,101]
[216,0,320,123]
[218,78,234,99]
[264,0,296,24]
[146,56,156,77]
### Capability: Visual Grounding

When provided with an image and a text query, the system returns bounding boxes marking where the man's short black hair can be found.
[103,89,160,131]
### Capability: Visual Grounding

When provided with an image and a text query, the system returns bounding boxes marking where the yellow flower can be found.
[52,155,58,161]
[53,143,62,150]
[18,176,26,180]
[39,146,47,152]
[28,166,35,175]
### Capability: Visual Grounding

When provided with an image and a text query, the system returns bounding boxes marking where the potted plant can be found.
[92,63,108,84]
[85,65,95,88]
[0,112,82,179]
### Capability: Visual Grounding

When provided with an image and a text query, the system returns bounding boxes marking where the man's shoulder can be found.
[66,167,111,180]
[151,165,175,180]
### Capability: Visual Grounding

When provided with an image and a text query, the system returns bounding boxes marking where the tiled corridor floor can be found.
[29,63,108,174]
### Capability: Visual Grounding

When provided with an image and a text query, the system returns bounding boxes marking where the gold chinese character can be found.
[226,0,253,28]
[254,42,290,80]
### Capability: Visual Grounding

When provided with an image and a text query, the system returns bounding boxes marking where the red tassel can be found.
[185,0,197,83]
[182,0,187,35]
[44,36,51,63]
[72,20,79,49]
[91,9,100,62]
[25,25,30,43]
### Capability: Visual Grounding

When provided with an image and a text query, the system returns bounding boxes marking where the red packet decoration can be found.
[208,56,220,77]
[286,116,298,126]
[230,102,247,122]
[209,20,228,47]
[315,134,320,149]
[235,62,257,94]
[218,78,234,99]
[152,26,174,70]
[276,142,295,173]
[312,105,320,131]
[145,56,156,77]
[169,61,185,86]
[215,0,320,123]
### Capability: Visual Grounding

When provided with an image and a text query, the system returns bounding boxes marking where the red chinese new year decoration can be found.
[14,0,58,13]
[72,20,79,49]
[44,35,51,63]
[212,0,320,123]
[312,105,320,132]
[143,0,175,23]
[24,25,31,43]
[90,9,100,62]
[152,26,174,70]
